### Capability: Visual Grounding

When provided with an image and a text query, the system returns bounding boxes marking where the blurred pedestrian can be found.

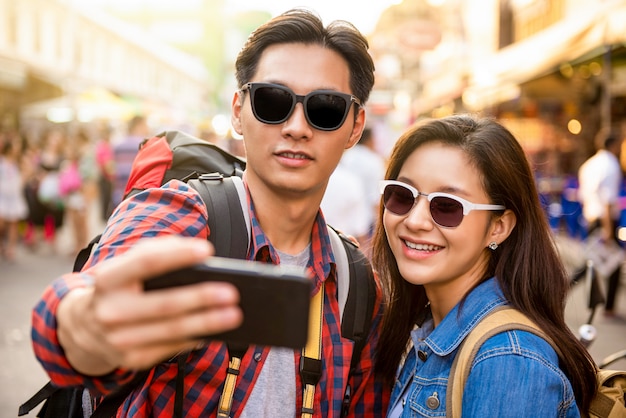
[339,127,385,252]
[578,129,624,317]
[321,163,370,241]
[60,131,95,255]
[0,136,28,261]
[112,115,150,209]
[35,128,67,254]
[95,125,115,220]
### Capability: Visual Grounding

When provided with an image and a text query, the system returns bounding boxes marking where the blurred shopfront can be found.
[371,0,626,163]
[0,0,210,139]
[366,0,626,235]
[466,1,626,235]
[462,1,626,178]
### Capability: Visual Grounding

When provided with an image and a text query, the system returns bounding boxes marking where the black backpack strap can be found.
[342,239,376,372]
[174,355,186,418]
[327,227,376,370]
[188,173,249,259]
[18,382,59,416]
[326,226,376,417]
[73,234,103,272]
[190,173,251,418]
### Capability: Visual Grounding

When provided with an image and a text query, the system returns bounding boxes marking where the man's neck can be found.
[246,181,321,255]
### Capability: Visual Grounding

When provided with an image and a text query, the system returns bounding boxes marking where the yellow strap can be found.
[447,307,551,417]
[217,356,242,418]
[301,283,324,418]
[216,283,325,418]
[302,383,316,418]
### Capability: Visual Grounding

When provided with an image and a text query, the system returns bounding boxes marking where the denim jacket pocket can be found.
[406,379,447,417]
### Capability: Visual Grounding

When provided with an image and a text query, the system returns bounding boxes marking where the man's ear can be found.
[486,209,516,248]
[346,107,366,150]
[231,91,244,135]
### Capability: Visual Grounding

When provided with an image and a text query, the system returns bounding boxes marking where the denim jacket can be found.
[388,278,580,417]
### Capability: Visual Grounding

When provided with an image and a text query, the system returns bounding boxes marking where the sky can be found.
[223,0,403,34]
[78,0,403,35]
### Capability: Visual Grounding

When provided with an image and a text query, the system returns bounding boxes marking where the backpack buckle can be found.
[299,357,322,386]
[199,172,225,181]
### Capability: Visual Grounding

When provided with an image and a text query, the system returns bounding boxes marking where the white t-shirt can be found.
[239,245,310,417]
[321,164,370,238]
[341,144,386,229]
[578,149,622,222]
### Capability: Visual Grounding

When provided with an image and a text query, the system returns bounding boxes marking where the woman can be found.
[372,115,597,416]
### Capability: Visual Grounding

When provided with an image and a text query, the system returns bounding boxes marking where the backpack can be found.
[19,130,377,418]
[447,307,626,418]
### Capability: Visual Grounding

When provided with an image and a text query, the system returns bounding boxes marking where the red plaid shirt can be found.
[31,180,389,417]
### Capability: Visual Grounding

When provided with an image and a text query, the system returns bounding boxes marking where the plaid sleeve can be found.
[347,271,391,417]
[31,180,209,395]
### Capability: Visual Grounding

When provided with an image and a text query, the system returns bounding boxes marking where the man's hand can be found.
[57,236,243,375]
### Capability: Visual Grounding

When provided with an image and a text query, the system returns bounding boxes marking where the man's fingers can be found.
[95,281,240,324]
[92,236,213,290]
[105,305,243,349]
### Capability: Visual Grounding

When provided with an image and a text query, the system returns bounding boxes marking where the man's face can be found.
[231,43,365,201]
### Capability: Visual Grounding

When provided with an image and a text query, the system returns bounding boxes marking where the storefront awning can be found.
[20,88,137,123]
[463,1,626,110]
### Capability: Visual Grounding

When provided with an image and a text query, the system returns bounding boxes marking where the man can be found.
[31,9,388,417]
[578,130,624,316]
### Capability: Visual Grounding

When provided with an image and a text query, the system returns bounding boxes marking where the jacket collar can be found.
[420,278,508,357]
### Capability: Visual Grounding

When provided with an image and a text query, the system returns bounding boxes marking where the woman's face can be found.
[383,142,501,307]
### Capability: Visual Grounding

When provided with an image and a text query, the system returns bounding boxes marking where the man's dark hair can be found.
[604,134,619,150]
[234,8,375,104]
[359,127,373,145]
[594,127,620,151]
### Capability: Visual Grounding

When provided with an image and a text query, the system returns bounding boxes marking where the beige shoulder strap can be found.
[301,282,325,418]
[217,282,325,418]
[446,307,555,417]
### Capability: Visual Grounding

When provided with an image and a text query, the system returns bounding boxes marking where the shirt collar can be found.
[244,182,335,293]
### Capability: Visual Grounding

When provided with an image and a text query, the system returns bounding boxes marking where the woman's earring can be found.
[488,242,498,251]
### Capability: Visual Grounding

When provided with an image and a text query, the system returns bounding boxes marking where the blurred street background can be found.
[2,0,626,416]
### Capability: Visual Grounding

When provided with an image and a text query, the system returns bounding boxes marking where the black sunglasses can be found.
[380,180,506,228]
[241,82,361,131]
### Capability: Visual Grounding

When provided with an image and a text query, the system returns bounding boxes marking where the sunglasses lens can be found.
[383,184,415,215]
[430,196,464,227]
[307,93,349,130]
[252,86,294,123]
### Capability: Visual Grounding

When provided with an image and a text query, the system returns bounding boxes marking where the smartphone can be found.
[144,257,312,349]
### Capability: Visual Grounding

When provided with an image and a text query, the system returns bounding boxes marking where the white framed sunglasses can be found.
[380,180,506,228]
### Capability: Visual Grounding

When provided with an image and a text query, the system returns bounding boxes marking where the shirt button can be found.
[253,352,262,362]
[417,350,428,361]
